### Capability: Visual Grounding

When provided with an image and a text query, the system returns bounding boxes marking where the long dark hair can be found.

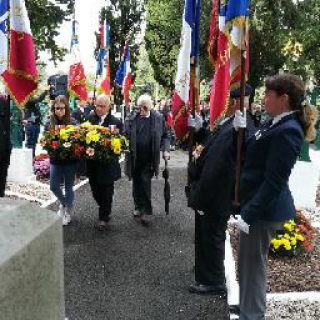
[50,95,71,127]
[265,74,317,141]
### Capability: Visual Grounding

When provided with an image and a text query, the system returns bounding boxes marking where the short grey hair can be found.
[137,94,153,110]
[96,94,111,107]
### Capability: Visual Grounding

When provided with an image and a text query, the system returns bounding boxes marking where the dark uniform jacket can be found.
[0,96,12,164]
[125,110,170,179]
[188,115,257,218]
[86,113,123,184]
[240,114,304,224]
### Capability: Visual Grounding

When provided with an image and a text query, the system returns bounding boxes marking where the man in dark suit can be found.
[0,94,12,197]
[188,85,256,294]
[87,94,122,231]
[125,94,170,226]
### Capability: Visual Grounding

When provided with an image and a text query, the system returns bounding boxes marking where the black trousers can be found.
[89,179,114,222]
[132,164,153,215]
[0,155,10,197]
[195,212,228,286]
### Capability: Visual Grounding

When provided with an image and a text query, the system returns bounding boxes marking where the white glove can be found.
[233,110,247,131]
[188,114,203,132]
[163,151,170,161]
[235,215,250,234]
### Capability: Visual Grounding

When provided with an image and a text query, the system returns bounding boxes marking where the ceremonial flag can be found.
[1,0,38,108]
[100,21,112,96]
[0,0,9,75]
[209,0,250,128]
[68,19,88,101]
[115,41,132,101]
[172,0,201,141]
[226,0,250,90]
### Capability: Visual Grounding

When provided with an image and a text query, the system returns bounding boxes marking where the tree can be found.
[26,0,75,63]
[145,0,212,91]
[145,0,320,91]
[97,0,145,89]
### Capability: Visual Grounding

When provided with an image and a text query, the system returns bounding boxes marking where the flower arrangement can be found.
[81,122,129,162]
[270,209,317,257]
[34,154,50,179]
[40,123,129,163]
[40,125,86,161]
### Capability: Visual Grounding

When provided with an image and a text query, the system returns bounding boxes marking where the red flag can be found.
[1,0,38,108]
[208,0,220,64]
[68,20,88,101]
[209,29,231,127]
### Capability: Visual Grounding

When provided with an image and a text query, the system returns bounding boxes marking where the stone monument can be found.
[0,200,65,320]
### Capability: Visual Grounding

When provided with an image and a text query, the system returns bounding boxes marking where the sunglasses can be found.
[55,107,65,111]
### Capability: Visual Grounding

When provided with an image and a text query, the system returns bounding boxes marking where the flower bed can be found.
[229,219,320,293]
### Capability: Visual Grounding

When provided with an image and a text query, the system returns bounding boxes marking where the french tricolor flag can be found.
[1,0,38,107]
[172,0,201,141]
[115,41,132,102]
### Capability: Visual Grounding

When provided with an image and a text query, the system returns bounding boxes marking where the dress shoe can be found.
[229,305,240,315]
[189,283,227,295]
[140,214,151,227]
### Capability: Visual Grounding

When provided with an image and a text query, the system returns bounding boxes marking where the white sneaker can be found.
[62,213,71,226]
[57,204,65,218]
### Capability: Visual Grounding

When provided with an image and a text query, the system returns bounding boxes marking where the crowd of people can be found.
[0,73,318,320]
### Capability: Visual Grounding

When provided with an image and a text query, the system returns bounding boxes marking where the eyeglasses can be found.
[55,107,65,111]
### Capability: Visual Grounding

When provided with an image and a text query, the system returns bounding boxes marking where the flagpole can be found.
[234,18,248,207]
[6,0,11,144]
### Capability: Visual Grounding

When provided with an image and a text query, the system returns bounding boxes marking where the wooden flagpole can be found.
[234,18,248,207]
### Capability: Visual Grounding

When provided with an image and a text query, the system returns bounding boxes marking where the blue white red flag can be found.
[115,40,132,101]
[172,0,201,141]
[1,0,38,107]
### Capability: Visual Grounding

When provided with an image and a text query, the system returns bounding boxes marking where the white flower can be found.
[63,142,72,148]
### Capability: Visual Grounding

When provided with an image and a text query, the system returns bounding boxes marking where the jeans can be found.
[50,163,77,208]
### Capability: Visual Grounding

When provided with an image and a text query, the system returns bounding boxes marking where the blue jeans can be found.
[50,163,77,208]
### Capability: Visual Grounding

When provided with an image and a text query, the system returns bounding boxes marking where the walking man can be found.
[125,94,170,226]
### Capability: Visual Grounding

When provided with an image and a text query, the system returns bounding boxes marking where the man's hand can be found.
[163,151,170,161]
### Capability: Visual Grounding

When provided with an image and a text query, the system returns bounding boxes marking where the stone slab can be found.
[0,199,65,320]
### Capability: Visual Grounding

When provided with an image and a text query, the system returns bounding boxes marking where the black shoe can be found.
[140,214,151,227]
[229,305,240,315]
[189,283,227,295]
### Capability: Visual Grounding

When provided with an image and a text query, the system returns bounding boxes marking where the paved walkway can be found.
[50,151,229,320]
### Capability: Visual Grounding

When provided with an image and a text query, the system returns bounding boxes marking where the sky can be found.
[42,0,107,76]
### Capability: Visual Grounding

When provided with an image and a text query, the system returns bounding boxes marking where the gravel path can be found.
[49,152,229,320]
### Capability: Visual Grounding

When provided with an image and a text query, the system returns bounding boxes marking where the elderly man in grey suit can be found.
[125,94,170,226]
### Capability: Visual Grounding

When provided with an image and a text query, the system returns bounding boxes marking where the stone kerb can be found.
[0,199,65,320]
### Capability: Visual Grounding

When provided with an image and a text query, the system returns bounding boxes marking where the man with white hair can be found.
[86,94,123,231]
[125,94,170,226]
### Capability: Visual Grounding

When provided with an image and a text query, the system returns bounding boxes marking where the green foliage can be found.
[145,0,320,91]
[97,0,145,89]
[26,0,75,63]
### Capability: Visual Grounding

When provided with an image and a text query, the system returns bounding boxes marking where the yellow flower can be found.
[111,139,121,151]
[60,129,69,141]
[80,122,92,128]
[284,223,293,232]
[271,239,281,250]
[284,233,291,240]
[285,244,292,251]
[296,234,305,241]
[290,238,297,246]
[86,130,100,144]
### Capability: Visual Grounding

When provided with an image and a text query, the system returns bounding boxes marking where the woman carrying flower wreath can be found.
[44,95,77,226]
